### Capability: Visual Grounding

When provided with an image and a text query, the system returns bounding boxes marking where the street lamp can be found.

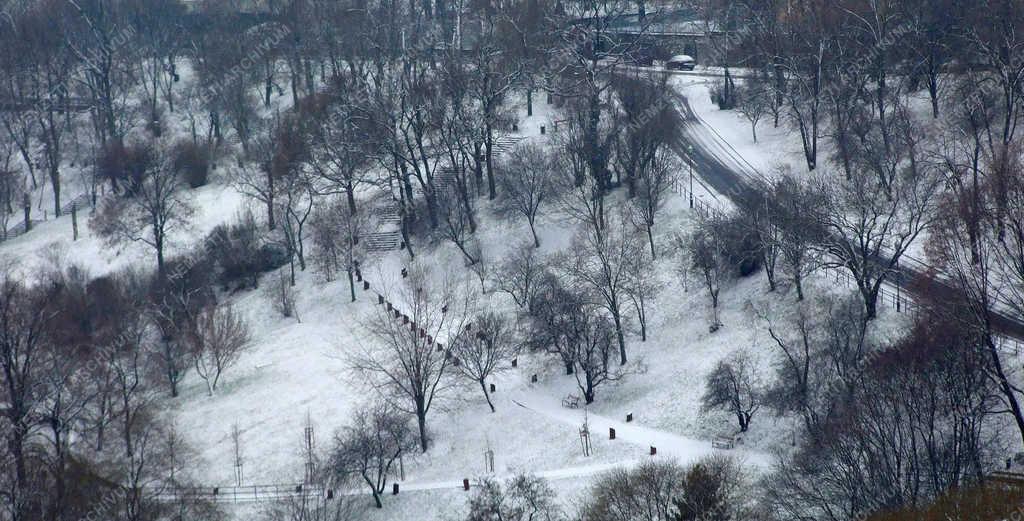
[895,257,901,312]
[687,144,694,209]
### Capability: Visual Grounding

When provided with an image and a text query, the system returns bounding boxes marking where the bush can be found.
[203,212,286,291]
[466,474,563,521]
[580,461,685,521]
[717,212,761,277]
[171,140,211,188]
[97,141,155,195]
[673,456,747,521]
[266,271,297,320]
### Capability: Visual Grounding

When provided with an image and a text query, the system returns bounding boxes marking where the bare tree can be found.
[267,271,299,321]
[689,217,730,330]
[768,172,822,301]
[91,144,195,279]
[309,197,369,301]
[579,461,684,521]
[438,190,481,265]
[629,147,677,260]
[529,280,625,404]
[736,79,770,143]
[350,266,472,452]
[564,212,641,365]
[149,257,215,398]
[625,250,658,342]
[466,474,564,521]
[450,311,519,412]
[700,350,764,433]
[816,161,939,319]
[499,142,554,248]
[611,71,676,199]
[306,97,375,216]
[0,159,23,240]
[0,264,59,521]
[328,402,416,509]
[188,303,251,396]
[497,242,547,311]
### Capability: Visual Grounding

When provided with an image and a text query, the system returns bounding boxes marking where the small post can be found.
[393,483,400,495]
[363,280,370,290]
[463,479,470,491]
[511,358,517,368]
[626,413,633,422]
[489,383,496,393]
[378,295,384,305]
[609,428,616,440]
[540,125,545,135]
[650,446,657,456]
[71,203,78,240]
[687,144,694,208]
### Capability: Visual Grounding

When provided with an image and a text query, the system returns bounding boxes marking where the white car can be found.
[666,55,696,71]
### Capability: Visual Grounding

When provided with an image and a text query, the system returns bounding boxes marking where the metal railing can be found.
[153,483,331,504]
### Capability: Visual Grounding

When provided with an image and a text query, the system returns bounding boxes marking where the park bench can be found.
[561,394,581,409]
[712,436,735,450]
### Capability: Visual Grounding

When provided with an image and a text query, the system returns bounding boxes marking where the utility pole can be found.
[688,144,694,208]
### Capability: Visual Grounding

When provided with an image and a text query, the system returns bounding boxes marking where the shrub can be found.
[203,212,286,291]
[580,461,684,521]
[716,212,761,277]
[266,271,298,320]
[97,141,155,195]
[171,140,211,188]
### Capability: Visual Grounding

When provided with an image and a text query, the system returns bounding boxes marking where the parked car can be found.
[666,54,696,71]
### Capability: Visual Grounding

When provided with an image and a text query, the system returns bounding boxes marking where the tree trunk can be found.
[416,405,429,452]
[613,310,626,365]
[348,268,356,302]
[479,379,495,413]
[485,122,496,200]
[986,335,1024,449]
[365,475,383,508]
[155,232,166,281]
[647,224,655,260]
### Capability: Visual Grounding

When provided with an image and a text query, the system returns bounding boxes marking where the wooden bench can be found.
[712,436,735,450]
[561,394,581,409]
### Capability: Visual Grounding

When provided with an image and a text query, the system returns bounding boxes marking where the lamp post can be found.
[687,144,694,208]
[895,257,901,312]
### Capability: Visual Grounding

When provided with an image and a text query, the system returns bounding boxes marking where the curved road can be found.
[666,87,1024,343]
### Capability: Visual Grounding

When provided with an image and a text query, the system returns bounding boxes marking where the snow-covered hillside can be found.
[0,75,920,521]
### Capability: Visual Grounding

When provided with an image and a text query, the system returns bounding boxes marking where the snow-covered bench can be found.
[561,394,581,409]
[712,436,735,450]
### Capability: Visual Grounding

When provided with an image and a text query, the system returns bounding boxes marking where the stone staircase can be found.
[0,193,90,243]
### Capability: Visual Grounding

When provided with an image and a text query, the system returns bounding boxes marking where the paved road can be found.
[666,88,1024,343]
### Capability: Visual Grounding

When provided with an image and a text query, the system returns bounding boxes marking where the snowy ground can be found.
[0,71,922,520]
